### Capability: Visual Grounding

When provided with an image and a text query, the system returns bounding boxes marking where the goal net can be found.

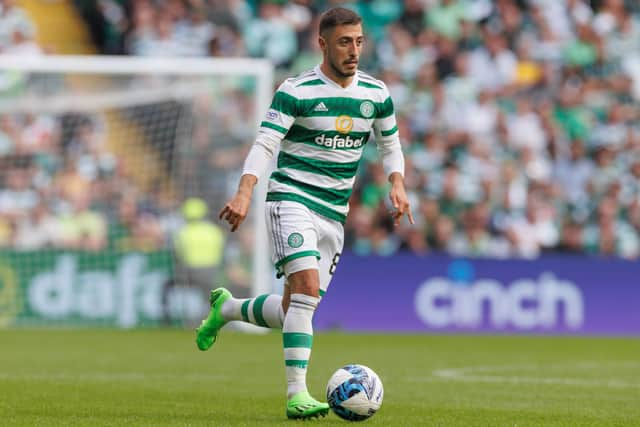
[0,55,274,328]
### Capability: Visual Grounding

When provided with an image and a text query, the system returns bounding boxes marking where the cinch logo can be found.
[315,134,363,149]
[414,263,584,330]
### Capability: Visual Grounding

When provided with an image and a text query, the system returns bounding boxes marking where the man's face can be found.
[320,24,364,78]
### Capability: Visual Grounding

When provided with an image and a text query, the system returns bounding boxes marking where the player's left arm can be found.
[373,86,414,226]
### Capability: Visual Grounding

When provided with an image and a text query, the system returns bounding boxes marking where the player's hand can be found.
[388,175,414,227]
[219,192,252,232]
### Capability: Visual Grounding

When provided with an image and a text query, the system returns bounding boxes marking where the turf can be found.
[1,329,638,426]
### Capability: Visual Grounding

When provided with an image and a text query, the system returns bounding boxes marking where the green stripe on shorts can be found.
[274,250,321,271]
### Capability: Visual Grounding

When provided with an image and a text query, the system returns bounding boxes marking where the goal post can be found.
[0,55,274,328]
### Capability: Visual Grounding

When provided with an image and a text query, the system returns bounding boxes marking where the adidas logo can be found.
[314,102,328,112]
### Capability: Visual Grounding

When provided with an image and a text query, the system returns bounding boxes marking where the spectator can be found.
[13,201,60,250]
[57,192,107,251]
[0,166,38,221]
[448,202,511,258]
[0,0,35,53]
[583,195,640,258]
[174,6,215,56]
[553,139,594,207]
[162,197,225,322]
[2,25,42,56]
[468,30,517,92]
[243,1,297,67]
[426,0,468,41]
[0,115,18,156]
[399,0,425,39]
[505,194,560,258]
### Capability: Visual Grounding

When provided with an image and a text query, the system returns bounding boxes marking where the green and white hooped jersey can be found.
[248,65,403,224]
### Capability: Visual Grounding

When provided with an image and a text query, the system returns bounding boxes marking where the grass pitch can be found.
[1,329,639,426]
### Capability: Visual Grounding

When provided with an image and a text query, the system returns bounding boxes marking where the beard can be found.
[329,54,357,78]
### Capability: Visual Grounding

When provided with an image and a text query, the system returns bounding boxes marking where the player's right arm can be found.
[219,79,299,232]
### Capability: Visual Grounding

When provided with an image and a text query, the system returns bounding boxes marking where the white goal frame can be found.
[0,54,275,299]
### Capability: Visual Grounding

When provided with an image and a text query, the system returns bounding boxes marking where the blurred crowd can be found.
[3,0,640,260]
[0,107,182,253]
[0,0,182,253]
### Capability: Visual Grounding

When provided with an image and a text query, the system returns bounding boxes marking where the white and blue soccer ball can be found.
[326,364,384,421]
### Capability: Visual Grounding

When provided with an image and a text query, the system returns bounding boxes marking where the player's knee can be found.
[285,257,321,297]
[288,274,320,297]
[290,292,319,311]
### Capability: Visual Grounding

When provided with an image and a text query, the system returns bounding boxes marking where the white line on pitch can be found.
[408,362,640,389]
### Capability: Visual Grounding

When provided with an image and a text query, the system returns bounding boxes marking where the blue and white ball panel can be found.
[326,364,384,421]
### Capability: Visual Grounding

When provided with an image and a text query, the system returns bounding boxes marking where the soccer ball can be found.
[326,364,384,421]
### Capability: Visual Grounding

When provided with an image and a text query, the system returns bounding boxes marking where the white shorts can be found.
[265,200,344,296]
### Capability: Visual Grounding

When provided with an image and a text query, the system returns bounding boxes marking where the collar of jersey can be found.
[314,64,359,90]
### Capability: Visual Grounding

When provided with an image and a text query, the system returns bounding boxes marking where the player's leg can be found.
[316,213,345,301]
[195,200,308,350]
[280,213,343,312]
[282,208,344,419]
[282,263,328,419]
[210,198,310,329]
[279,212,345,417]
[195,287,286,350]
[220,292,284,328]
[282,266,319,395]
[282,216,342,399]
[259,201,328,418]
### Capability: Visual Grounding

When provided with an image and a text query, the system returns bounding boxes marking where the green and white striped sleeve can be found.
[243,79,298,179]
[260,79,298,137]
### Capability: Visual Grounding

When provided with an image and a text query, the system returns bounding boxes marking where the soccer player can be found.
[195,7,413,420]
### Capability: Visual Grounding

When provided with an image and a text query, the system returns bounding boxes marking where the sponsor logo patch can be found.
[335,115,353,134]
[314,134,364,149]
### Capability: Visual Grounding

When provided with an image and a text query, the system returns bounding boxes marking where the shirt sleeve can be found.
[373,84,404,178]
[242,79,298,179]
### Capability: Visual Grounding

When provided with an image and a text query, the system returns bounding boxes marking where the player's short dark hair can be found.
[319,7,362,37]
